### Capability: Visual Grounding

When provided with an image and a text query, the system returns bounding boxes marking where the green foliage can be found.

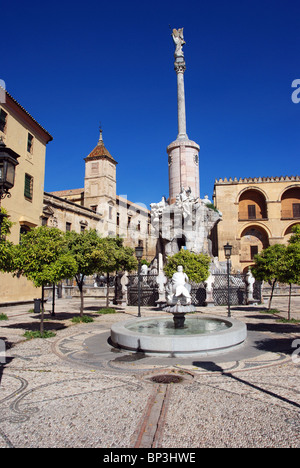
[251,244,287,283]
[93,236,138,274]
[71,315,94,323]
[0,313,8,320]
[259,309,279,315]
[0,239,15,272]
[206,203,219,212]
[0,208,16,273]
[288,224,300,244]
[97,307,116,314]
[14,226,77,287]
[0,207,14,237]
[163,249,211,283]
[276,317,300,324]
[251,241,300,315]
[24,330,56,339]
[65,229,104,281]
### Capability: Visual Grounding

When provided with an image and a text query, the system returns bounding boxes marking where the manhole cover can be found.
[150,374,184,384]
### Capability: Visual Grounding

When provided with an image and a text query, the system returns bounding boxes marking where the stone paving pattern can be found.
[0,297,299,448]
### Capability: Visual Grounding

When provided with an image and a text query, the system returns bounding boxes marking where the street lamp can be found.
[135,244,144,318]
[0,139,20,235]
[224,242,232,317]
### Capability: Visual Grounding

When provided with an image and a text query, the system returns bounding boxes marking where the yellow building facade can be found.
[0,88,53,303]
[213,176,300,272]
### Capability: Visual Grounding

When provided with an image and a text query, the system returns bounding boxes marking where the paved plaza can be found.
[0,296,299,448]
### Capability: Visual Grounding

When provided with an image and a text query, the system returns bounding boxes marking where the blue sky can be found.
[1,0,299,207]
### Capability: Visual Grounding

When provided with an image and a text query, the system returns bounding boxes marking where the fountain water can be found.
[110,266,247,357]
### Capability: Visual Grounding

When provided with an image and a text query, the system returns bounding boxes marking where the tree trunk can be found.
[51,283,56,317]
[106,273,110,308]
[75,275,84,316]
[268,279,276,311]
[288,283,292,321]
[40,285,45,335]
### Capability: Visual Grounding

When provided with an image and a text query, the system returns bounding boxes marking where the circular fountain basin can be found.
[110,315,247,357]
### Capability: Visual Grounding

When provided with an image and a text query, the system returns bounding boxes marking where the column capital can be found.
[174,59,186,74]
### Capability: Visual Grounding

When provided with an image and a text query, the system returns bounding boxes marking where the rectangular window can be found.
[90,205,97,212]
[250,245,258,260]
[27,133,34,153]
[91,162,99,174]
[109,205,113,220]
[248,205,256,219]
[293,203,300,218]
[24,173,33,200]
[0,109,7,133]
[116,212,120,226]
[66,222,72,231]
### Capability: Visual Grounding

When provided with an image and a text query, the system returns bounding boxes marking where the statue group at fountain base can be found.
[114,265,257,328]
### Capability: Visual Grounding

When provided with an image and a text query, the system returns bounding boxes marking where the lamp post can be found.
[0,139,20,235]
[135,244,144,318]
[224,242,232,317]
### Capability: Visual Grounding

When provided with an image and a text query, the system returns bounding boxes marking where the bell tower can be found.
[84,129,117,233]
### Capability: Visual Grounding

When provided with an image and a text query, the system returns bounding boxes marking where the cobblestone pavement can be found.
[0,297,299,448]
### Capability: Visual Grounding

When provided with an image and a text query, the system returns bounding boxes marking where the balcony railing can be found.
[238,215,268,221]
[281,210,300,219]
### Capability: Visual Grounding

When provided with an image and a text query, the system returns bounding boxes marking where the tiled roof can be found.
[49,188,84,197]
[85,131,117,165]
[0,85,53,142]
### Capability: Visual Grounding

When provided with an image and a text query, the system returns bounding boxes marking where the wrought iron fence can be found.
[127,274,159,306]
[126,273,261,307]
[213,273,246,306]
[190,282,206,306]
[212,274,261,305]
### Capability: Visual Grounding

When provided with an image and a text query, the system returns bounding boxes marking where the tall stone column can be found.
[175,59,187,140]
[167,28,200,204]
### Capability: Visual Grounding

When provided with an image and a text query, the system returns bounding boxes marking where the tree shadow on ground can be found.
[4,321,67,332]
[192,361,300,409]
[246,321,300,334]
[253,336,295,355]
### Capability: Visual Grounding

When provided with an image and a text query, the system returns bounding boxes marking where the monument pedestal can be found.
[167,138,200,205]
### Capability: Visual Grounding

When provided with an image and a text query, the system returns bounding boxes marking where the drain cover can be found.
[150,374,184,384]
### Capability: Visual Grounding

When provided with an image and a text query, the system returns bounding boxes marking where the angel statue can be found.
[172,28,186,58]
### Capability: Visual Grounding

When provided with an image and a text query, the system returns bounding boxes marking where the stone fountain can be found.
[110,265,247,357]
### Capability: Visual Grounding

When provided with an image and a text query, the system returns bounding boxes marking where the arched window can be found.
[281,187,300,219]
[238,189,268,220]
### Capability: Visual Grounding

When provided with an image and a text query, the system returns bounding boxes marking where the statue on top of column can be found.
[172,28,186,59]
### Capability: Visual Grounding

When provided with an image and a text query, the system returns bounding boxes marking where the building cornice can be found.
[214,175,300,185]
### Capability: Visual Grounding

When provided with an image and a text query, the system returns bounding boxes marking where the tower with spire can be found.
[84,127,118,233]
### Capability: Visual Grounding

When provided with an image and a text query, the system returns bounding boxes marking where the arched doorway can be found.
[283,223,300,243]
[240,225,269,262]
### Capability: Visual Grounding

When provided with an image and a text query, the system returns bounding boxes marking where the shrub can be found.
[97,308,116,314]
[164,249,210,283]
[24,330,56,339]
[71,315,94,323]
